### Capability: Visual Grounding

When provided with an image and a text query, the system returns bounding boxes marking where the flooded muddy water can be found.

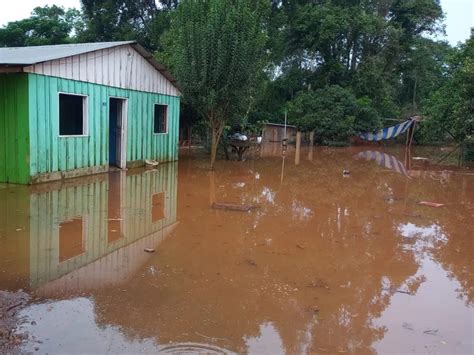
[0,146,473,354]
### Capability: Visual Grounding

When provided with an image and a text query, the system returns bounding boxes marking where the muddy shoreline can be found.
[0,291,30,353]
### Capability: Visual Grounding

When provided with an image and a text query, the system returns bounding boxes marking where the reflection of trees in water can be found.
[389,169,473,306]
[92,151,472,353]
[425,187,474,305]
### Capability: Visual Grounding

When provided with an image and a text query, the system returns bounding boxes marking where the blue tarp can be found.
[359,118,415,142]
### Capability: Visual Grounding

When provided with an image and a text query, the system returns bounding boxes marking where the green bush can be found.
[287,85,382,144]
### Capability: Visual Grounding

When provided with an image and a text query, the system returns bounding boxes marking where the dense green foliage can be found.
[0,0,471,157]
[0,6,82,46]
[254,0,446,141]
[162,0,267,167]
[288,86,382,144]
[78,0,176,51]
[422,38,474,144]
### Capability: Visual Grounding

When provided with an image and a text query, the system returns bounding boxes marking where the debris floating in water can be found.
[423,329,439,336]
[144,248,155,253]
[417,201,445,208]
[145,160,159,168]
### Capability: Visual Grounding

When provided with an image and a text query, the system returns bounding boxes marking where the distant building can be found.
[260,122,297,157]
[0,41,180,184]
[262,122,297,144]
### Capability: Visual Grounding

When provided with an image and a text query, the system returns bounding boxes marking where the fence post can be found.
[295,131,302,165]
[308,131,314,161]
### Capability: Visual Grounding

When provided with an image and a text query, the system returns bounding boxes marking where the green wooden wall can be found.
[28,73,180,179]
[0,74,30,184]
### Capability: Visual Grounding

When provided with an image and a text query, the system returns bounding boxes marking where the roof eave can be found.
[0,65,24,73]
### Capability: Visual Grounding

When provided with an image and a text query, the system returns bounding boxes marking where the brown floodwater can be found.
[0,146,473,354]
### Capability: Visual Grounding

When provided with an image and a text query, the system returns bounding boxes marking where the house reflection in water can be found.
[1,163,178,296]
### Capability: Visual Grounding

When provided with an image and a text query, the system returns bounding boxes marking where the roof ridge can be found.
[1,41,136,50]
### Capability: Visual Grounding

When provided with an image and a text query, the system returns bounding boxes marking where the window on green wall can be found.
[59,93,87,136]
[154,104,168,134]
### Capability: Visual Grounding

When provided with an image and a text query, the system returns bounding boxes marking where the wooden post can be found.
[404,144,411,171]
[280,156,286,184]
[308,131,314,161]
[295,131,301,165]
[406,121,416,149]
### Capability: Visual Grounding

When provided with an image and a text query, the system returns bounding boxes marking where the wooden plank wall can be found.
[0,74,30,183]
[29,162,178,289]
[23,45,180,97]
[28,73,180,179]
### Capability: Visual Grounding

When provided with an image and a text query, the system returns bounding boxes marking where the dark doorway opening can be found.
[109,98,125,167]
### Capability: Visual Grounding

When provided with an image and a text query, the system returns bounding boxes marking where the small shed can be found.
[0,41,181,184]
[262,122,297,144]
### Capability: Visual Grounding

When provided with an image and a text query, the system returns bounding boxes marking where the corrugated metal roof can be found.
[0,41,180,91]
[0,41,135,65]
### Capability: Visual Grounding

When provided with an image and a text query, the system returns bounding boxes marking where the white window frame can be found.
[153,103,169,135]
[58,92,89,137]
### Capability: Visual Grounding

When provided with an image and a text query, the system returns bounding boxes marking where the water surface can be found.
[0,146,472,354]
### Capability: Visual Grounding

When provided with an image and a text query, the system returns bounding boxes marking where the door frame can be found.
[109,96,128,169]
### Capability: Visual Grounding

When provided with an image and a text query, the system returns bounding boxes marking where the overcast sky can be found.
[0,0,472,45]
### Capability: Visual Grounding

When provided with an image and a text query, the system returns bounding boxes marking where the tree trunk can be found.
[210,123,223,170]
[412,73,418,113]
[295,131,302,166]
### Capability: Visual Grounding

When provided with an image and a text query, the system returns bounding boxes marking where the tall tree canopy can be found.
[79,0,179,50]
[422,38,474,144]
[162,0,268,168]
[0,5,82,47]
[246,0,449,145]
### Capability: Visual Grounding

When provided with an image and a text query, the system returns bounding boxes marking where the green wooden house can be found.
[0,41,181,184]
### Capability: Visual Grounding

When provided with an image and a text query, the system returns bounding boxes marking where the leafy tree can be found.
[79,0,158,47]
[423,38,474,144]
[254,0,445,133]
[288,85,358,144]
[163,0,268,168]
[397,37,453,116]
[79,0,180,51]
[159,0,181,9]
[0,6,82,47]
[287,84,382,144]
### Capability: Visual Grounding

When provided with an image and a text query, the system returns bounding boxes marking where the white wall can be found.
[23,44,179,97]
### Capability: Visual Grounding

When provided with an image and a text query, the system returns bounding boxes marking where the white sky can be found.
[0,0,472,45]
